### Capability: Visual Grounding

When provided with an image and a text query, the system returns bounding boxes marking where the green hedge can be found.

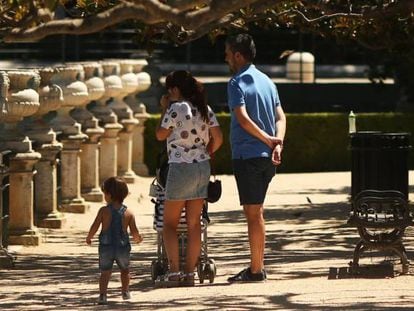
[144,113,414,175]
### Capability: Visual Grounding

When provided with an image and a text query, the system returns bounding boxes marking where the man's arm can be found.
[275,105,286,142]
[272,105,287,165]
[233,105,282,148]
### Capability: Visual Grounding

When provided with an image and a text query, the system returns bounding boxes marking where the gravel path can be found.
[1,172,414,310]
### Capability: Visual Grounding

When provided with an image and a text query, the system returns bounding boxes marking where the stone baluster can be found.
[125,59,151,176]
[0,70,42,245]
[107,60,139,183]
[0,150,15,268]
[135,58,164,114]
[88,61,123,183]
[70,62,105,202]
[21,67,65,228]
[49,65,89,213]
[131,104,150,176]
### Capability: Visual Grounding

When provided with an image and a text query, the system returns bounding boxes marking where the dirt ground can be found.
[1,171,414,310]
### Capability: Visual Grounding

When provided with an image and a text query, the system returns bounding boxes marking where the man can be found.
[225,33,286,282]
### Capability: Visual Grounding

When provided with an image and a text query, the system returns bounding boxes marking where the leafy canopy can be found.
[0,0,413,53]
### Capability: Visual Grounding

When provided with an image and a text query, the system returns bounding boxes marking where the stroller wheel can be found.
[151,260,163,281]
[197,263,205,284]
[208,258,217,276]
[204,262,216,283]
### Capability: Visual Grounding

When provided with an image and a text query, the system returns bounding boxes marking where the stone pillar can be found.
[88,61,123,183]
[34,146,64,228]
[108,60,139,183]
[21,67,65,228]
[136,58,164,114]
[80,140,101,200]
[60,138,86,213]
[0,152,14,268]
[70,62,105,202]
[125,61,151,176]
[0,70,42,245]
[286,52,315,83]
[133,104,150,176]
[49,65,89,213]
[8,153,41,245]
[99,126,122,182]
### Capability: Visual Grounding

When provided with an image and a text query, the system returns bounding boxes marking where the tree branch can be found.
[0,0,413,47]
[162,0,211,11]
[2,2,156,42]
[2,0,263,42]
[181,0,258,29]
[171,13,238,44]
[363,0,414,18]
[292,9,362,23]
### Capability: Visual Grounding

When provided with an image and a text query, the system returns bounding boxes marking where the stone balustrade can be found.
[0,59,152,248]
[107,59,139,183]
[22,66,65,228]
[126,59,151,176]
[70,62,105,202]
[0,69,42,245]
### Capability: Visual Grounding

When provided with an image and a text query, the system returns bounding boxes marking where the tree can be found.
[1,1,414,108]
[0,0,413,51]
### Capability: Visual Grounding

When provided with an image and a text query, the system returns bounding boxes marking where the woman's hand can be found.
[160,94,170,112]
[134,233,143,244]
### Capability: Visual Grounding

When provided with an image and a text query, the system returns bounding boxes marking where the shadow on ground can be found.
[1,193,414,310]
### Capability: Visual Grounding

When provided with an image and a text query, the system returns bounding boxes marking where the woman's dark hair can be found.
[165,70,209,122]
[101,176,129,203]
[225,33,256,62]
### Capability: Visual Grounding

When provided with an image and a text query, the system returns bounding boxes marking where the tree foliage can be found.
[0,0,413,53]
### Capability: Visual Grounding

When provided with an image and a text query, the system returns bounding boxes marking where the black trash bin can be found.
[350,131,411,200]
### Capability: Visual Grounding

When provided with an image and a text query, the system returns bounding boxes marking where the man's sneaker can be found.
[227,268,267,283]
[122,291,131,300]
[97,294,107,305]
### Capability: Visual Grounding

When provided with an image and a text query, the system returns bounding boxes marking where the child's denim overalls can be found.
[98,204,131,271]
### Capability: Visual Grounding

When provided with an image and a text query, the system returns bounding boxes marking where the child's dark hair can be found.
[101,177,129,203]
[165,70,209,122]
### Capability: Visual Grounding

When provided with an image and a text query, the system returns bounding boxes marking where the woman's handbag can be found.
[207,178,222,203]
[207,154,222,203]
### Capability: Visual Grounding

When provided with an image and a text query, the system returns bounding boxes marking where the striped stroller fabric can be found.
[149,177,216,284]
[150,181,205,232]
[150,178,201,232]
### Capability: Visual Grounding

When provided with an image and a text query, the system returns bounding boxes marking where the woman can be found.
[156,70,223,286]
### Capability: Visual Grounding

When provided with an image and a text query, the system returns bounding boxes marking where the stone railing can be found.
[0,59,151,251]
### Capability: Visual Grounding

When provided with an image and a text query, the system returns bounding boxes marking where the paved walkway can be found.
[1,172,414,310]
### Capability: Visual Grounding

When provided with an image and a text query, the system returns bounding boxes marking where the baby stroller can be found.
[149,152,217,284]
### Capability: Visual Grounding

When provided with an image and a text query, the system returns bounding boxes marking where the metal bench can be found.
[347,189,413,274]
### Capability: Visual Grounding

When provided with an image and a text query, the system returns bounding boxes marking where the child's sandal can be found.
[181,272,195,287]
[154,271,182,288]
[167,271,182,282]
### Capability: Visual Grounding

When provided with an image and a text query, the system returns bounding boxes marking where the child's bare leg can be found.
[99,270,112,294]
[120,268,130,292]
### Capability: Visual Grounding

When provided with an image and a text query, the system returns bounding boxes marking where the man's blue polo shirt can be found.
[227,64,281,159]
